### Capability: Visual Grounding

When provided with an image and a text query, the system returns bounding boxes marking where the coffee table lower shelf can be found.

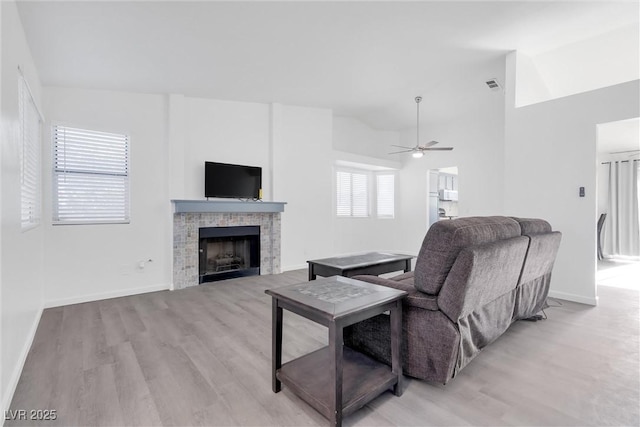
[276,346,397,420]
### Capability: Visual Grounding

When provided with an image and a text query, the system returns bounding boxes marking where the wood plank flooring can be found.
[7,270,639,426]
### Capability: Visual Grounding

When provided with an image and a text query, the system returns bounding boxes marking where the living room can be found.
[2,1,639,426]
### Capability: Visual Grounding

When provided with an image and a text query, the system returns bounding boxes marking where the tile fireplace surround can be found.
[172,200,286,289]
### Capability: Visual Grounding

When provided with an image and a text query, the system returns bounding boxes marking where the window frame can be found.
[335,167,396,219]
[336,168,370,218]
[19,74,43,231]
[52,124,131,226]
[376,172,396,219]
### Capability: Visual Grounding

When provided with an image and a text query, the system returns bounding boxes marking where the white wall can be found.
[333,116,400,159]
[515,51,553,107]
[273,105,334,269]
[175,98,343,270]
[330,116,403,256]
[504,52,640,305]
[42,87,171,306]
[534,24,639,102]
[40,91,401,294]
[177,100,406,269]
[167,94,186,199]
[393,76,507,254]
[183,98,272,200]
[517,24,640,107]
[41,91,399,289]
[1,0,45,416]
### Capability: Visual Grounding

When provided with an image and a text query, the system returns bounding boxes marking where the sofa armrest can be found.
[353,275,439,311]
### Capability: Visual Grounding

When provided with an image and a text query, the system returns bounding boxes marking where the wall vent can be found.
[485,78,502,91]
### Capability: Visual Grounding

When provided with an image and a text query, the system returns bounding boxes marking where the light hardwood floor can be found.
[7,269,639,426]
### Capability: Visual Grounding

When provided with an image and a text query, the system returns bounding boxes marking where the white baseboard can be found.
[44,283,170,308]
[1,307,43,426]
[548,290,598,306]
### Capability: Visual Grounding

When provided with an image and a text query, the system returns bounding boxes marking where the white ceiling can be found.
[16,1,640,131]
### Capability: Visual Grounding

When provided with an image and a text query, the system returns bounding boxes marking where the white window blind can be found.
[336,170,369,217]
[53,125,130,224]
[20,76,42,229]
[377,174,395,218]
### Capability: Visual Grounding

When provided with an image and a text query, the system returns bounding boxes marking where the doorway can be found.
[427,166,459,228]
[596,117,640,290]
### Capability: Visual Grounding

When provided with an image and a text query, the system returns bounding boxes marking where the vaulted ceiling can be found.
[16,1,639,131]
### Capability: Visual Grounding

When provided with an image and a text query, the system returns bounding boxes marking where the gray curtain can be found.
[603,160,640,258]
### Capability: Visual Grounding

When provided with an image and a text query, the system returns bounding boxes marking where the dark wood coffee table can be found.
[307,252,414,281]
[265,276,407,427]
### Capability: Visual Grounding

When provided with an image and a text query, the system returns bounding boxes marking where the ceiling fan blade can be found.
[423,140,439,148]
[423,147,454,151]
[390,144,416,150]
[388,149,414,154]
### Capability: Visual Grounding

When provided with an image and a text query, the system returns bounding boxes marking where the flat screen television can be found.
[205,161,262,199]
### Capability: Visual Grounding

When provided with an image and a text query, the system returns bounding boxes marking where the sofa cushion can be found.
[437,236,529,321]
[511,217,552,235]
[518,232,562,285]
[390,271,415,284]
[413,216,522,294]
[353,274,439,311]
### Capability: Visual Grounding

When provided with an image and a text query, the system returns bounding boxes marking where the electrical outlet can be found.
[136,259,153,270]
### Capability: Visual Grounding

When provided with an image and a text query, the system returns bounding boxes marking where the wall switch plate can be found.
[579,187,585,197]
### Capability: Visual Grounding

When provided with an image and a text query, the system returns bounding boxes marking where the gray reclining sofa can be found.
[343,216,561,384]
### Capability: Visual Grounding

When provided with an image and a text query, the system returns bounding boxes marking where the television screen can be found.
[205,162,262,199]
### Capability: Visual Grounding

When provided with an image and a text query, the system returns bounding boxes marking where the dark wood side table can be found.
[307,252,414,281]
[265,276,407,427]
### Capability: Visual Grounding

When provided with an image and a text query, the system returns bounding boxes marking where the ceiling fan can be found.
[389,96,453,158]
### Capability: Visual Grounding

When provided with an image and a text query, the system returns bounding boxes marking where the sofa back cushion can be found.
[414,216,522,294]
[518,232,562,285]
[511,217,552,235]
[437,236,529,321]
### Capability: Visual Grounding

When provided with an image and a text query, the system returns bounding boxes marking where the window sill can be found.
[52,220,131,226]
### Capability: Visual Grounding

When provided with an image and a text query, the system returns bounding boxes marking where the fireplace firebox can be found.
[199,226,260,283]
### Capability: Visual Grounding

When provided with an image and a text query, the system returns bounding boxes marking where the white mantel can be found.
[172,199,286,214]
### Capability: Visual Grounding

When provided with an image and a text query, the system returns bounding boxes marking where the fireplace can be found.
[199,226,260,283]
[172,200,284,289]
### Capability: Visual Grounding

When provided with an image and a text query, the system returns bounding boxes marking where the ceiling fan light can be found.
[412,151,424,158]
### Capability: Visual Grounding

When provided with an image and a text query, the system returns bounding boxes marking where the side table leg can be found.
[329,321,343,427]
[404,259,412,273]
[272,298,283,393]
[390,299,404,396]
[308,264,316,281]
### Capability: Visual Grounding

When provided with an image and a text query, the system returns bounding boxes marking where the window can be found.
[19,75,42,229]
[376,174,395,218]
[336,168,396,219]
[336,170,369,217]
[53,125,130,224]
